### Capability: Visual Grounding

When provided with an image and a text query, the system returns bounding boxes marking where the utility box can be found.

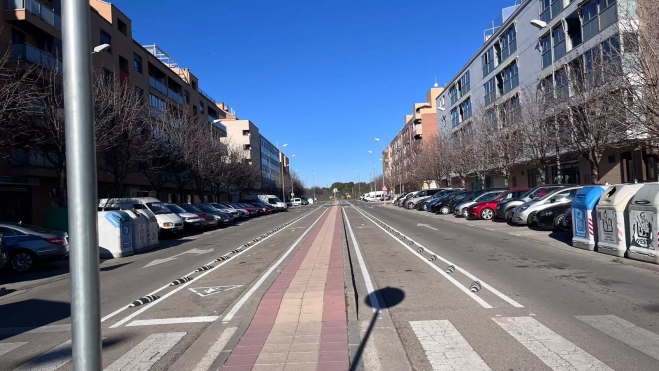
[595,184,644,257]
[98,211,133,259]
[628,184,659,264]
[572,186,607,251]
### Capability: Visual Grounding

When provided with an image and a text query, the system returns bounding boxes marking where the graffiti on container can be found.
[597,209,617,244]
[574,209,586,238]
[630,210,655,250]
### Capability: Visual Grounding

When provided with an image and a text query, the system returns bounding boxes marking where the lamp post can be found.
[375,138,385,197]
[356,170,360,197]
[278,143,288,202]
[368,150,375,192]
[289,155,296,199]
[313,173,316,201]
[291,168,298,199]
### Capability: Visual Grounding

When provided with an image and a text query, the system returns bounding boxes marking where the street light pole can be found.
[313,173,316,201]
[375,138,385,197]
[63,0,102,369]
[357,170,360,196]
[279,143,288,202]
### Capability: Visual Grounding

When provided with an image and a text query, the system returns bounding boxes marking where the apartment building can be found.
[435,0,644,189]
[384,87,443,194]
[221,119,287,194]
[0,0,237,224]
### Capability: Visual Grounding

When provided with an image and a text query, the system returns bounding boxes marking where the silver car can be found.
[512,187,582,226]
[0,223,69,272]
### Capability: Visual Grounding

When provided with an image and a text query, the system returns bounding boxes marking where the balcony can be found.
[413,128,422,139]
[10,43,61,71]
[6,0,61,30]
[167,88,183,104]
[148,75,167,95]
[199,88,216,104]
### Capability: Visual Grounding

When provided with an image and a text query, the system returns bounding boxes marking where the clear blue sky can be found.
[112,0,517,189]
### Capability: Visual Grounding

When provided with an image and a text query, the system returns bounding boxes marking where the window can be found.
[599,0,618,31]
[500,26,517,61]
[450,108,460,128]
[539,75,554,98]
[460,99,472,121]
[602,35,620,63]
[99,30,112,53]
[486,109,498,127]
[102,68,112,87]
[133,53,142,73]
[501,61,519,94]
[184,90,190,103]
[119,56,128,72]
[540,33,552,69]
[484,77,496,106]
[199,101,204,113]
[192,81,197,91]
[193,105,198,116]
[117,19,127,36]
[540,0,551,22]
[459,71,470,96]
[555,68,569,98]
[149,93,166,113]
[584,46,599,84]
[243,130,250,136]
[550,0,563,19]
[552,24,566,61]
[581,0,599,41]
[449,85,458,105]
[482,47,495,77]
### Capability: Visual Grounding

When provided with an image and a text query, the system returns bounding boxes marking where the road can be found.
[1,201,659,370]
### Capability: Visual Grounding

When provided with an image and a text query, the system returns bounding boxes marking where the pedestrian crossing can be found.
[1,315,658,370]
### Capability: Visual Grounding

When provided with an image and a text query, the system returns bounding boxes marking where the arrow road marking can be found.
[188,285,243,297]
[143,248,214,268]
[417,223,438,231]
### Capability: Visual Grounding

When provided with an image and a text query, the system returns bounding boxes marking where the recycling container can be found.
[123,210,148,253]
[628,183,659,264]
[572,186,607,251]
[595,184,644,257]
[134,208,160,251]
[98,210,133,258]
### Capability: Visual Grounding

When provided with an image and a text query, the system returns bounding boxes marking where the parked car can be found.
[230,203,258,217]
[455,189,506,218]
[164,204,204,230]
[511,187,582,226]
[563,207,573,231]
[0,234,7,270]
[240,200,274,214]
[404,189,446,209]
[99,197,184,235]
[536,202,573,231]
[208,203,241,219]
[0,223,69,272]
[415,189,456,210]
[433,191,471,214]
[466,188,529,220]
[177,204,218,228]
[240,202,270,215]
[216,203,249,218]
[425,190,460,212]
[495,185,567,221]
[395,192,416,206]
[291,198,302,206]
[194,204,233,224]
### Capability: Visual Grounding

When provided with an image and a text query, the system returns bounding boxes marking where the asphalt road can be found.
[344,201,659,371]
[0,205,323,371]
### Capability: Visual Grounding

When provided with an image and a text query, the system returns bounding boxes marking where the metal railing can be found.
[148,75,167,95]
[10,43,62,71]
[167,88,183,104]
[6,0,61,30]
[199,88,216,104]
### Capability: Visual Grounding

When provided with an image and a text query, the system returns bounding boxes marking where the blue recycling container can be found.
[572,186,607,251]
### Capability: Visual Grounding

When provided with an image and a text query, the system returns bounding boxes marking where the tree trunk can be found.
[589,159,600,184]
[537,166,546,185]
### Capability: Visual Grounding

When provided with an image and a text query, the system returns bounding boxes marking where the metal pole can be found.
[313,173,315,201]
[358,171,360,196]
[62,0,102,369]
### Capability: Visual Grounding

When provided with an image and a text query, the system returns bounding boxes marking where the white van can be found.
[99,197,184,234]
[245,195,288,211]
[291,198,302,206]
[365,191,387,202]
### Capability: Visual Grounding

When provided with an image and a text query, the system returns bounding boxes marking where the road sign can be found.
[382,186,388,191]
[188,285,243,297]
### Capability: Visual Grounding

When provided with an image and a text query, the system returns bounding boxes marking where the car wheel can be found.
[422,204,428,211]
[407,202,414,209]
[439,206,450,215]
[553,214,565,231]
[505,209,514,222]
[462,208,468,218]
[528,213,537,226]
[481,208,494,220]
[10,250,36,273]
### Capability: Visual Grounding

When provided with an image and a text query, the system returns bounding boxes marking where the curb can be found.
[341,210,365,371]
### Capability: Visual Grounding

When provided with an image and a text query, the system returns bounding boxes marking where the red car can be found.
[467,188,530,220]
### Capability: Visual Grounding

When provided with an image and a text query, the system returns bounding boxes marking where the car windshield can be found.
[146,202,171,215]
[535,189,561,201]
[180,204,200,213]
[268,198,281,204]
[199,205,217,212]
[165,204,187,214]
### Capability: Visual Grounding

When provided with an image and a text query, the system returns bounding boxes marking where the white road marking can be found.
[486,228,495,231]
[343,208,380,312]
[468,224,475,227]
[353,205,523,308]
[493,317,613,371]
[577,315,659,361]
[104,332,186,371]
[193,327,237,371]
[143,248,214,268]
[410,320,491,371]
[508,232,521,236]
[221,208,329,322]
[0,342,26,357]
[14,340,71,371]
[105,208,322,326]
[188,285,242,297]
[0,325,70,335]
[126,316,219,327]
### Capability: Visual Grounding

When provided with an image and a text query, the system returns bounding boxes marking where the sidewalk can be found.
[222,205,349,371]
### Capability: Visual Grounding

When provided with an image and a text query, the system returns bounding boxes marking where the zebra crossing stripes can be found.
[0,342,26,357]
[104,332,186,371]
[13,340,72,371]
[492,317,613,371]
[577,315,659,362]
[410,320,491,371]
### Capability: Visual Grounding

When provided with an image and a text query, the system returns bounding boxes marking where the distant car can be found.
[0,223,69,272]
[230,204,258,217]
[425,191,460,212]
[164,204,204,230]
[177,204,218,228]
[208,203,240,219]
[536,203,572,231]
[466,188,529,220]
[455,190,506,218]
[194,204,233,224]
[291,198,302,206]
[433,191,471,214]
[495,185,568,221]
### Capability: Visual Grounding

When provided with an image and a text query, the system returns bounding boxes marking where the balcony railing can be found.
[199,88,216,104]
[148,75,167,95]
[6,0,61,30]
[10,43,61,71]
[167,88,183,104]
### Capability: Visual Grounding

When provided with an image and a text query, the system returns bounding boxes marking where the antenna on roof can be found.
[433,76,439,88]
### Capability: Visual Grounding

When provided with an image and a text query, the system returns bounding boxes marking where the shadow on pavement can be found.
[351,287,405,371]
[547,230,573,245]
[0,298,71,340]
[0,260,70,286]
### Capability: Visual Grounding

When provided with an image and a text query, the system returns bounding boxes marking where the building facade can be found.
[434,0,644,189]
[384,87,443,194]
[0,0,238,224]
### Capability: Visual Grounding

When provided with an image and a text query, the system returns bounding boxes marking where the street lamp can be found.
[278,143,288,202]
[290,155,297,199]
[530,20,548,29]
[356,170,360,197]
[368,150,375,192]
[92,43,110,54]
[375,138,385,197]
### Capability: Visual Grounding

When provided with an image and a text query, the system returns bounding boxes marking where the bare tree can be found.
[481,97,524,187]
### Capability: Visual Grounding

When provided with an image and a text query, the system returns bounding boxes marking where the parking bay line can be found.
[342,207,380,312]
[107,207,326,328]
[354,205,523,309]
[126,316,219,327]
